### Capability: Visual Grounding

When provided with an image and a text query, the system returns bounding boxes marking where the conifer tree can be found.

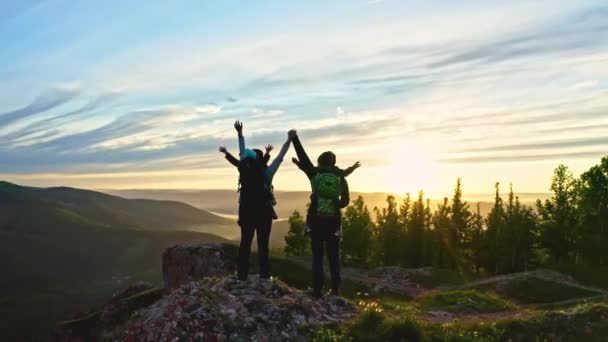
[342,196,373,266]
[284,211,310,256]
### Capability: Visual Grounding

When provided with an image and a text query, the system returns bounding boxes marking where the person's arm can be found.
[339,177,350,209]
[234,121,245,156]
[225,152,239,167]
[266,137,291,180]
[291,157,307,172]
[263,144,273,164]
[219,146,239,167]
[289,130,315,177]
[342,161,361,177]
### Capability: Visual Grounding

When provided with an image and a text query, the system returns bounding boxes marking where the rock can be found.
[118,276,357,341]
[162,243,239,290]
[54,283,164,341]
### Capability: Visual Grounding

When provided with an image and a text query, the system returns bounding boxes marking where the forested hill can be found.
[0,180,234,233]
[0,181,236,341]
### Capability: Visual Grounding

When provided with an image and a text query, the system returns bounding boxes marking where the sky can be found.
[0,0,607,196]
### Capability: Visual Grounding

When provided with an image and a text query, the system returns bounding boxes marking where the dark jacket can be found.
[292,136,350,223]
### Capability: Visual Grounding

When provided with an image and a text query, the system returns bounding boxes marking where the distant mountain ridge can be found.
[103,188,551,219]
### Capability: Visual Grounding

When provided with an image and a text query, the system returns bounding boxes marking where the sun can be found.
[382,138,442,195]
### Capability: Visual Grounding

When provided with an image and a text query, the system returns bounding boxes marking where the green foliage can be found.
[342,196,373,266]
[431,198,451,269]
[417,290,514,314]
[374,195,403,266]
[284,210,310,256]
[552,264,608,290]
[449,178,471,270]
[347,311,424,342]
[577,156,608,265]
[537,165,579,264]
[312,328,352,342]
[406,191,428,268]
[498,277,597,304]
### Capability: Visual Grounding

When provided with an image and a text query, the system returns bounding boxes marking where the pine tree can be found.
[484,182,505,274]
[284,211,310,256]
[469,202,485,274]
[342,196,373,266]
[501,185,538,273]
[577,156,608,265]
[449,178,472,270]
[432,197,451,268]
[375,195,402,266]
[537,165,579,264]
[406,191,426,267]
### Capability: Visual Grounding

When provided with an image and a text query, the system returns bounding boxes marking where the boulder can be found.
[54,283,164,342]
[119,276,358,341]
[162,243,239,290]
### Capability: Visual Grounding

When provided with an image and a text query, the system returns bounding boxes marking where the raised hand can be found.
[265,144,274,153]
[219,146,227,154]
[288,129,297,140]
[234,121,243,134]
[352,161,361,170]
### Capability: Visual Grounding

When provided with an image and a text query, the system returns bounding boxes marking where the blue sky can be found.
[1,0,607,195]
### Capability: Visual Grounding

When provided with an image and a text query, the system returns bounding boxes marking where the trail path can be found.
[285,258,608,324]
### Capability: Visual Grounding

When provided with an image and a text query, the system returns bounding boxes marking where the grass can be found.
[417,290,515,314]
[498,277,598,304]
[407,268,475,289]
[551,264,608,290]
[320,302,608,342]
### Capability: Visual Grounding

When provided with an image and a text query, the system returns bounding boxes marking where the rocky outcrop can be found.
[162,243,239,290]
[55,283,164,341]
[55,243,358,341]
[120,276,357,341]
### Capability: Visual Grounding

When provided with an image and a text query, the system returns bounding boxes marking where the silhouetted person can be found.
[288,129,356,298]
[220,144,273,167]
[222,121,291,281]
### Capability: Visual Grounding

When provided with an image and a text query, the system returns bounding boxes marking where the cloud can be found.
[251,108,283,118]
[441,151,605,164]
[428,5,608,69]
[451,136,608,154]
[0,87,79,128]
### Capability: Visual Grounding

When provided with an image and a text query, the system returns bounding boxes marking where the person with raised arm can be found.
[288,129,358,298]
[221,121,292,281]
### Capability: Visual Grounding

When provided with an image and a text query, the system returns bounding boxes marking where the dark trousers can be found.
[310,219,341,295]
[237,215,272,280]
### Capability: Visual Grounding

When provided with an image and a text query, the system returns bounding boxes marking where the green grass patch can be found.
[346,311,424,342]
[426,302,608,342]
[408,269,475,289]
[498,277,597,304]
[417,290,514,314]
[552,264,608,290]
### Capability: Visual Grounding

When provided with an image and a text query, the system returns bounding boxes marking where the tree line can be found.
[284,156,608,275]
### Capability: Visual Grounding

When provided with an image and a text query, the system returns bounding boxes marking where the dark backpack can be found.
[311,172,342,218]
[238,157,272,208]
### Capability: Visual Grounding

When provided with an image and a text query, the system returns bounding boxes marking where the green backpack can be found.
[312,172,342,217]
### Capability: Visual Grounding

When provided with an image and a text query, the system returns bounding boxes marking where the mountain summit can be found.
[55,243,358,341]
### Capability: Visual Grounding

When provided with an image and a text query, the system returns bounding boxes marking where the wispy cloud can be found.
[1,1,607,192]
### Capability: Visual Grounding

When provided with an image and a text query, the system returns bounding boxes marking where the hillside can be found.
[0,181,235,235]
[56,243,608,341]
[0,181,237,341]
